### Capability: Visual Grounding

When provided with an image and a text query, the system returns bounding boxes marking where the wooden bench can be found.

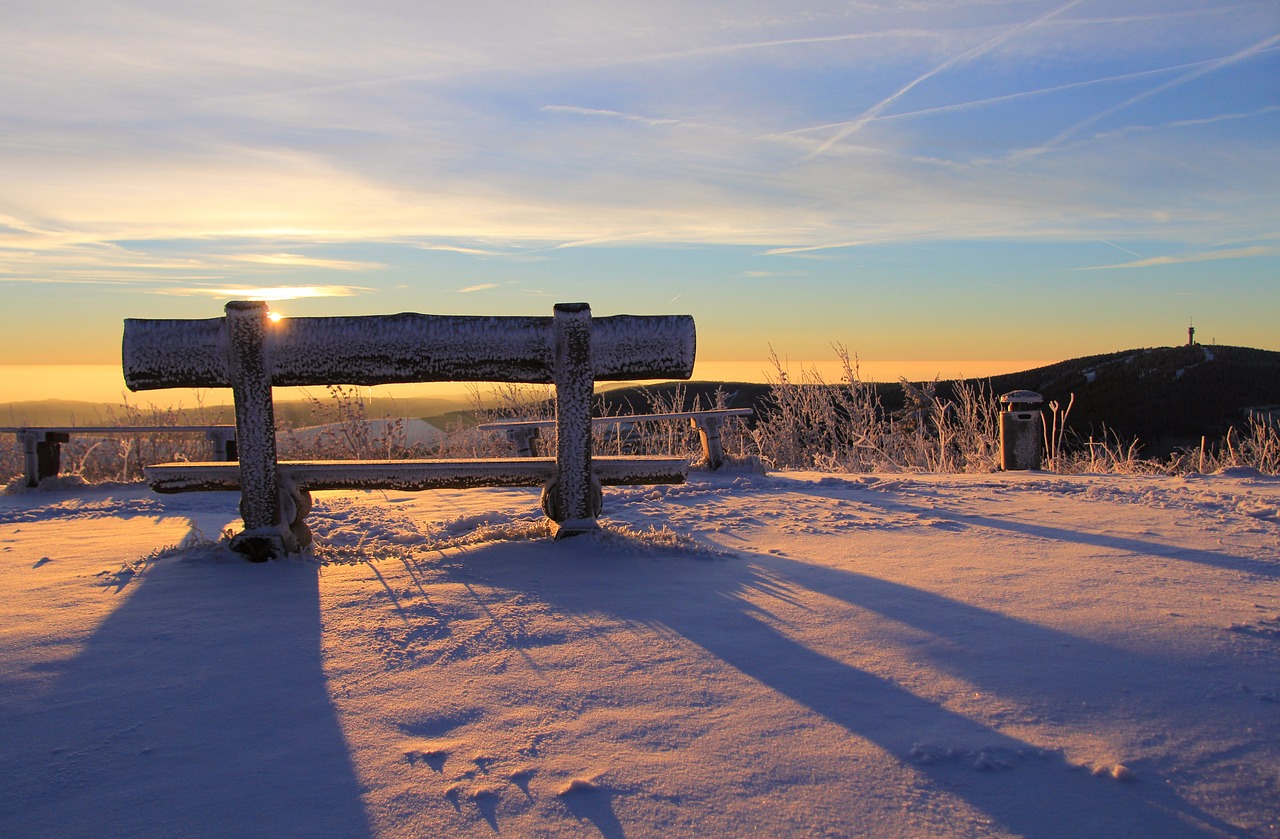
[122,301,695,560]
[2,425,236,488]
[478,408,753,470]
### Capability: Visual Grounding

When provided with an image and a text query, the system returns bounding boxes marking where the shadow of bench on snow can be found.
[0,543,372,838]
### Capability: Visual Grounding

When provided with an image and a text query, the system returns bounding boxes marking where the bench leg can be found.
[20,431,71,487]
[693,416,727,471]
[280,480,313,549]
[231,480,311,560]
[540,474,602,522]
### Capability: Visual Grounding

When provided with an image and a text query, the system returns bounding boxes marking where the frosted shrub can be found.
[752,345,999,473]
[278,385,442,460]
[751,346,886,471]
[1051,430,1159,476]
[443,383,557,458]
[625,383,698,457]
[0,444,23,485]
[1167,414,1280,475]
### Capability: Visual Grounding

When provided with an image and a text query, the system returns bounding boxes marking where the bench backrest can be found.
[124,303,694,389]
[121,301,696,555]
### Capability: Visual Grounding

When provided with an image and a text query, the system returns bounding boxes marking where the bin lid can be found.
[999,389,1043,405]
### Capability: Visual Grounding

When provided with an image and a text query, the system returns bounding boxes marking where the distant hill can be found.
[0,395,475,429]
[973,344,1279,454]
[599,345,1280,457]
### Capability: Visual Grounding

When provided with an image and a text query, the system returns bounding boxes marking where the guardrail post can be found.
[549,303,599,537]
[225,301,290,559]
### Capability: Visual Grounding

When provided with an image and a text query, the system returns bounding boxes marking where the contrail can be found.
[1019,31,1280,160]
[1096,239,1144,258]
[809,0,1086,157]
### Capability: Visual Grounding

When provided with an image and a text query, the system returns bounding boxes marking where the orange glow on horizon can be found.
[0,358,1059,415]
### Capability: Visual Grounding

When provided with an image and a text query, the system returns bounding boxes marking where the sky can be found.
[1,0,1278,402]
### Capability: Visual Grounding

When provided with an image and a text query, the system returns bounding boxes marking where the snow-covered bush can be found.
[277,385,444,460]
[751,345,1000,473]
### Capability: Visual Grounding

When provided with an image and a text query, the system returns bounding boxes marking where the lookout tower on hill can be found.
[1188,320,1196,347]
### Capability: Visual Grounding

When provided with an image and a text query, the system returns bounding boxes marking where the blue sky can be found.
[2,0,1277,394]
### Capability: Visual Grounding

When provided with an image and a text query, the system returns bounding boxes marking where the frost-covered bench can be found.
[2,425,236,488]
[478,408,753,470]
[123,301,695,560]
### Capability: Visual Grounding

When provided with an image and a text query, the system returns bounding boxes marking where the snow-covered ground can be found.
[1,467,1277,837]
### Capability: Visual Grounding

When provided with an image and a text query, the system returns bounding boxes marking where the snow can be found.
[2,468,1278,837]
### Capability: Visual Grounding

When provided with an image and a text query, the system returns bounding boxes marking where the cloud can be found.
[1077,246,1277,270]
[456,283,498,293]
[1,1,1276,262]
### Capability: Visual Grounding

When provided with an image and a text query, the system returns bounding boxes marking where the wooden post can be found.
[549,303,599,537]
[224,301,289,560]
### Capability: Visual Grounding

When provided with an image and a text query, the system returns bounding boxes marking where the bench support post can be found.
[692,415,727,471]
[504,427,540,457]
[225,301,291,560]
[205,428,237,461]
[549,303,598,537]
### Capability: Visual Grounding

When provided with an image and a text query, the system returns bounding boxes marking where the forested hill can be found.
[976,345,1278,452]
[602,345,1280,457]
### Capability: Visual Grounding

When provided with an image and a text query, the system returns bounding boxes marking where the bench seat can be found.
[144,456,689,494]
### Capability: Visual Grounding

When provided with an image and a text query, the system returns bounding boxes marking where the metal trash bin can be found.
[999,390,1043,470]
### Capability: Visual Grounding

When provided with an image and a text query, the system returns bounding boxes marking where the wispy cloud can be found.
[227,253,385,271]
[763,241,864,256]
[543,105,684,128]
[418,244,510,256]
[159,285,373,300]
[1087,104,1280,142]
[1078,246,1277,270]
[742,270,806,278]
[456,283,498,293]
